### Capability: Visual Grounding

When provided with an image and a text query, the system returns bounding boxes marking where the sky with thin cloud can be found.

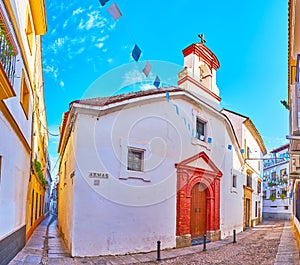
[43,0,289,175]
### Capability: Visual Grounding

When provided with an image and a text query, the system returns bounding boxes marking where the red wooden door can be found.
[190,183,207,238]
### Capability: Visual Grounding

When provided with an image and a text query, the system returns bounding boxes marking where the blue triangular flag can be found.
[132,44,142,62]
[100,0,109,6]
[153,75,160,88]
[166,90,170,102]
[228,144,232,150]
[174,104,179,115]
[207,137,212,143]
[183,117,186,125]
[188,123,191,131]
[241,149,245,154]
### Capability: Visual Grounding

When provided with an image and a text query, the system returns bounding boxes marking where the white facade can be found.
[222,109,266,227]
[0,1,47,263]
[58,42,266,257]
[263,144,292,220]
[0,0,32,239]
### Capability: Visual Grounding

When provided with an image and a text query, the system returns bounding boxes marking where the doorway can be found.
[190,183,207,238]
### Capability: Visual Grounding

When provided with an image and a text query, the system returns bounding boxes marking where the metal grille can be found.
[0,25,16,86]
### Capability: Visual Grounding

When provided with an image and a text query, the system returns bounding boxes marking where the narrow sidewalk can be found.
[9,214,69,265]
[9,218,300,265]
[274,221,300,265]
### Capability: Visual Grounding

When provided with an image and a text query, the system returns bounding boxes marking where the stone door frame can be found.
[175,151,222,247]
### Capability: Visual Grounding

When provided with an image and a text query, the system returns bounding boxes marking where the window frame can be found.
[232,174,237,188]
[257,181,261,194]
[196,117,206,141]
[25,7,35,54]
[127,147,144,172]
[246,172,252,188]
[20,70,30,119]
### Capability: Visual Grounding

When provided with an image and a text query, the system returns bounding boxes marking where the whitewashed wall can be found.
[62,93,246,256]
[242,124,264,221]
[57,123,77,253]
[0,114,30,238]
[0,0,33,240]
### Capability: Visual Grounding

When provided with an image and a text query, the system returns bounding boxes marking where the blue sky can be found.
[43,0,289,172]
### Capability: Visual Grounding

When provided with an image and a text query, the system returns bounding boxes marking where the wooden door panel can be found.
[190,183,207,238]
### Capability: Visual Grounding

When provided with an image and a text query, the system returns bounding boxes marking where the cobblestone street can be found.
[9,215,300,265]
[142,222,298,265]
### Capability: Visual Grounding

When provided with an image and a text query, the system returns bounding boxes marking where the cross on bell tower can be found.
[198,34,206,44]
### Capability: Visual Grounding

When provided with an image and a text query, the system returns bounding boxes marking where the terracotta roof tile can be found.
[76,87,182,107]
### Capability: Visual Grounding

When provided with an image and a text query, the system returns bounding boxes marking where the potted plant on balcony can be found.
[268,182,275,187]
[269,194,276,202]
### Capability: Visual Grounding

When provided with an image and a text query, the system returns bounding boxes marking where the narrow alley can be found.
[8,215,300,265]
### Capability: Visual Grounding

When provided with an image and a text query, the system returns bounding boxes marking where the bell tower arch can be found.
[178,35,221,109]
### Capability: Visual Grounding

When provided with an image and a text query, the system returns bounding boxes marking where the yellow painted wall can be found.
[26,171,46,240]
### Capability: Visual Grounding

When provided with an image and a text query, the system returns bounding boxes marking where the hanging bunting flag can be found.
[241,149,245,154]
[228,144,232,150]
[188,123,191,131]
[99,0,110,6]
[183,117,186,125]
[192,129,194,137]
[107,3,122,21]
[173,104,179,115]
[165,90,170,102]
[143,61,152,77]
[153,75,160,88]
[207,137,212,143]
[132,44,142,62]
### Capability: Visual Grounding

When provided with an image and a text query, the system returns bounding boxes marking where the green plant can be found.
[280,100,290,110]
[34,159,48,187]
[280,179,288,184]
[280,193,285,200]
[268,182,275,187]
[269,194,276,201]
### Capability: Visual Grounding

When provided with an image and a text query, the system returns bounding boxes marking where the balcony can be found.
[0,24,16,100]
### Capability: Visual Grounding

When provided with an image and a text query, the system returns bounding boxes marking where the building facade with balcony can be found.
[0,1,48,264]
[263,144,291,220]
[288,0,300,247]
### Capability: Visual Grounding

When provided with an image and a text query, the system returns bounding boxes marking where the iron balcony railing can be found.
[0,25,16,86]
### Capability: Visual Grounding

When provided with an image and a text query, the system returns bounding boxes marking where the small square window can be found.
[127,148,144,172]
[232,174,237,188]
[196,118,205,141]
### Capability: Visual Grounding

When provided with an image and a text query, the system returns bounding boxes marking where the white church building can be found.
[57,41,266,257]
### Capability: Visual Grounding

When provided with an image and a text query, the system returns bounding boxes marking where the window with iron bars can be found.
[0,22,16,86]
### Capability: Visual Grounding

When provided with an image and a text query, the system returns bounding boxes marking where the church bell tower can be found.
[178,35,221,109]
